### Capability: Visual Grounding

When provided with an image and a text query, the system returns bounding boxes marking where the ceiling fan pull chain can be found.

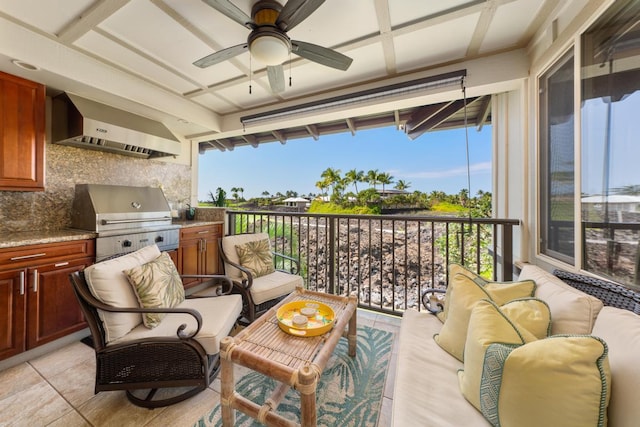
[249,54,253,94]
[289,52,292,87]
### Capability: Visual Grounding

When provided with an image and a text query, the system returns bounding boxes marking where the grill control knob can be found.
[122,240,132,248]
[155,236,164,243]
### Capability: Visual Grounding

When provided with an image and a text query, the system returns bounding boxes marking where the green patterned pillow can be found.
[124,252,185,329]
[235,238,275,278]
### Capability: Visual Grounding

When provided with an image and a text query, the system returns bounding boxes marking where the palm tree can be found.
[315,180,328,198]
[366,169,380,189]
[230,187,239,201]
[261,190,270,199]
[395,180,411,191]
[345,169,364,195]
[378,172,394,194]
[238,187,245,200]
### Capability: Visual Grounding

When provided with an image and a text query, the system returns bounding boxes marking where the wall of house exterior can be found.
[0,98,193,233]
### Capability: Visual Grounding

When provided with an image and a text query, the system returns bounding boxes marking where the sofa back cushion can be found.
[519,264,603,335]
[592,306,640,427]
[84,244,161,342]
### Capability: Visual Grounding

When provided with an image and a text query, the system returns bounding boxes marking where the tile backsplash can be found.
[0,143,191,233]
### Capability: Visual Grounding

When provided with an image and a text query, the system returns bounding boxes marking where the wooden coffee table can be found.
[219,287,358,427]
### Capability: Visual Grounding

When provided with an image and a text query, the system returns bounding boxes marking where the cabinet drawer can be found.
[179,224,221,241]
[0,240,95,270]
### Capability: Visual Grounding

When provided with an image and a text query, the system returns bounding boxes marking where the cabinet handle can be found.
[19,271,25,295]
[10,253,46,261]
[54,262,69,267]
[197,231,209,235]
[32,269,38,292]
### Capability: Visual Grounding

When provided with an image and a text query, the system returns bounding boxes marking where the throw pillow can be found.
[235,238,275,278]
[480,335,610,427]
[437,263,488,322]
[434,273,536,361]
[124,251,185,328]
[458,298,551,411]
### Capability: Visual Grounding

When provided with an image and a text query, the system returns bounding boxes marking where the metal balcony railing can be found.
[225,210,520,316]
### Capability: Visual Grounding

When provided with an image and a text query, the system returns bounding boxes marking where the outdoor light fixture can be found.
[249,31,291,66]
[240,69,467,126]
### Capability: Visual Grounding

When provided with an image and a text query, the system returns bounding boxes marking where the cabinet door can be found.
[179,237,202,289]
[0,71,45,191]
[0,269,26,360]
[202,233,221,275]
[26,257,92,349]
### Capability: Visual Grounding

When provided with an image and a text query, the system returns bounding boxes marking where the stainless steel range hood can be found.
[52,93,181,159]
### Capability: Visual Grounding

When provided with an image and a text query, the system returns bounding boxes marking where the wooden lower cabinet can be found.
[0,240,95,361]
[178,224,222,289]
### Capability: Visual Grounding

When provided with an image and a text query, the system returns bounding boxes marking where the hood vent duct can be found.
[52,93,181,159]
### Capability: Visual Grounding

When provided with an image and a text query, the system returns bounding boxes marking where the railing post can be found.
[501,223,513,281]
[328,216,336,295]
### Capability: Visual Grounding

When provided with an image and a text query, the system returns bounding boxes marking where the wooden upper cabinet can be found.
[0,71,45,191]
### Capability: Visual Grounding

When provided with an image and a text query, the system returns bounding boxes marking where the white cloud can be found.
[402,162,492,179]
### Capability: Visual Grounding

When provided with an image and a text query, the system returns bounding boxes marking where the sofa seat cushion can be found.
[84,244,161,342]
[392,309,490,427]
[110,294,242,354]
[249,270,301,305]
[592,306,640,427]
[519,264,603,335]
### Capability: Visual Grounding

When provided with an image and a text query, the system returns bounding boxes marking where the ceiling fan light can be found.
[250,35,289,66]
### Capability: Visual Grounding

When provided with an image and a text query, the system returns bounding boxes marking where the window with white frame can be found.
[581,0,640,288]
[540,0,640,289]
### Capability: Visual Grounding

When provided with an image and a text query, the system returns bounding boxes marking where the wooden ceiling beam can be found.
[272,130,287,144]
[475,95,492,131]
[346,118,356,136]
[305,124,319,140]
[57,0,130,43]
[242,134,259,147]
[406,99,466,140]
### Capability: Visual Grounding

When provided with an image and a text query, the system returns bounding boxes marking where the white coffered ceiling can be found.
[0,0,587,151]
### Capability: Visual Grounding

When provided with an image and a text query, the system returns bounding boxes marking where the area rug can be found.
[195,325,393,427]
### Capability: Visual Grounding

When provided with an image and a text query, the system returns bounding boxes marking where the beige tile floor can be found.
[0,310,400,427]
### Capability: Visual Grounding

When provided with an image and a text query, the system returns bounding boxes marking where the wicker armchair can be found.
[218,232,303,323]
[69,245,242,408]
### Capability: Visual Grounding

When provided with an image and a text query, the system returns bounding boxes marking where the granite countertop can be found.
[0,220,225,249]
[0,229,98,249]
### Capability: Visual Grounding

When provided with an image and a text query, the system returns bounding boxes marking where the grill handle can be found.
[101,217,171,225]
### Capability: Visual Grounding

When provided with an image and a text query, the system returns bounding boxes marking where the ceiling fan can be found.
[194,0,353,93]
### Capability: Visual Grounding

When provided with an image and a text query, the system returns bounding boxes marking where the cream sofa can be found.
[391,264,640,427]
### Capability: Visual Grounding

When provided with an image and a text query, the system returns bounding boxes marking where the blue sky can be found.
[198,125,492,201]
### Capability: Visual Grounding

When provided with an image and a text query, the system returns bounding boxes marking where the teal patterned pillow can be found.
[235,239,275,278]
[124,252,185,328]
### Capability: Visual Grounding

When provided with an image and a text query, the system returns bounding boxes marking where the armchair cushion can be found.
[221,232,271,280]
[235,238,275,278]
[250,270,302,305]
[110,294,242,354]
[84,244,161,342]
[124,252,185,328]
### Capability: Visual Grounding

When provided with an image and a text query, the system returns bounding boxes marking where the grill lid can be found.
[70,184,173,233]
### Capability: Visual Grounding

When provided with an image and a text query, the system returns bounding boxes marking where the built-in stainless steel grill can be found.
[70,184,180,261]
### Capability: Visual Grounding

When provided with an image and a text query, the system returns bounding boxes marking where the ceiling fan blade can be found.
[292,40,353,71]
[267,65,285,93]
[276,0,325,31]
[202,0,254,29]
[193,43,248,68]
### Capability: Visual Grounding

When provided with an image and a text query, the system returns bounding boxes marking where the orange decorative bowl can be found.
[276,300,335,337]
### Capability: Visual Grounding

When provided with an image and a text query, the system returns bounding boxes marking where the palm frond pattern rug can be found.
[195,325,393,427]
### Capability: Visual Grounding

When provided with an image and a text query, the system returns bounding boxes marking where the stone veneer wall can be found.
[0,143,191,233]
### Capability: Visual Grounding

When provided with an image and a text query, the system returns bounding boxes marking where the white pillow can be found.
[519,265,603,334]
[84,244,161,342]
[592,306,640,427]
